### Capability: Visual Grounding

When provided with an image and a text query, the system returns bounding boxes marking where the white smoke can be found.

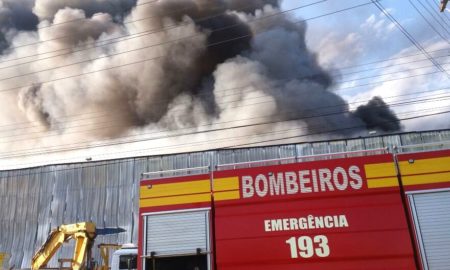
[0,0,401,169]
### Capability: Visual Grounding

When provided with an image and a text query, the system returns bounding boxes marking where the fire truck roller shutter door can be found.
[409,190,450,270]
[144,210,210,257]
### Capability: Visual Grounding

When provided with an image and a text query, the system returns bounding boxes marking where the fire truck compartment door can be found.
[144,210,210,257]
[409,190,450,270]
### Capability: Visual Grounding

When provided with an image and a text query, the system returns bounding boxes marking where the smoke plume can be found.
[0,0,401,161]
[354,96,401,132]
[33,0,138,21]
[0,0,38,51]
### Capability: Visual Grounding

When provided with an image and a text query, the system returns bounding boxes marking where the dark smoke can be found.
[17,84,51,129]
[1,0,402,148]
[113,0,280,125]
[1,0,38,30]
[353,96,402,132]
[34,0,138,21]
[0,0,38,51]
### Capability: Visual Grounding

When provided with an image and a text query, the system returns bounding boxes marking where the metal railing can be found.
[141,166,210,180]
[216,148,388,171]
[139,141,449,178]
[396,140,450,153]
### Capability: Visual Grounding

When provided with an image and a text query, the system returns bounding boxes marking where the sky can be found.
[283,0,450,129]
[0,0,449,170]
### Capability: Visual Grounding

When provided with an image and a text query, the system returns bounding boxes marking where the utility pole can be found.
[441,0,449,12]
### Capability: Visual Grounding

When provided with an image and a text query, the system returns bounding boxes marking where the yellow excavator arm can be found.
[31,222,96,270]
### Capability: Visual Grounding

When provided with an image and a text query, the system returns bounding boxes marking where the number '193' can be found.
[285,235,330,259]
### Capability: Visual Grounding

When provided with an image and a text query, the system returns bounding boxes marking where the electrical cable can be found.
[1,107,449,168]
[35,0,159,30]
[0,1,325,82]
[0,78,448,139]
[335,70,444,92]
[1,48,449,132]
[0,0,283,68]
[421,0,450,32]
[0,86,448,141]
[336,61,450,84]
[408,0,450,45]
[0,79,450,132]
[0,1,328,90]
[371,0,449,76]
[0,1,446,162]
[1,97,448,158]
[0,0,442,105]
[222,109,450,148]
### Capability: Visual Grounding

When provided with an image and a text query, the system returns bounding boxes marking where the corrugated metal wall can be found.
[0,130,449,269]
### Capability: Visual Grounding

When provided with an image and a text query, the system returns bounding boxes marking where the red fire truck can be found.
[137,144,450,270]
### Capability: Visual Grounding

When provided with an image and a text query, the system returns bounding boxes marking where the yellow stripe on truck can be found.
[139,193,211,208]
[214,190,241,201]
[140,179,210,199]
[403,171,450,186]
[364,162,397,179]
[367,177,399,188]
[399,156,450,175]
[214,177,239,191]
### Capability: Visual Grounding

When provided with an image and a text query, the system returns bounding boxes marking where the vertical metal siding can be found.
[346,138,365,151]
[311,142,329,155]
[382,135,401,150]
[145,211,209,256]
[364,136,384,149]
[400,133,424,152]
[216,149,235,166]
[278,145,296,158]
[410,191,450,270]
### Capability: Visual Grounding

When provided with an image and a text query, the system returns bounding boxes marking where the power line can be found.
[2,0,440,106]
[222,109,450,149]
[3,0,441,85]
[0,71,449,134]
[0,0,280,68]
[432,0,450,21]
[337,61,450,84]
[1,91,448,143]
[335,53,450,77]
[0,19,447,97]
[335,70,444,92]
[0,62,448,136]
[8,0,240,51]
[10,14,446,75]
[1,50,446,98]
[371,0,449,77]
[0,97,448,158]
[4,40,447,88]
[423,0,450,27]
[35,0,159,30]
[0,56,444,138]
[408,0,450,45]
[0,0,448,160]
[336,48,450,71]
[420,0,450,31]
[0,55,448,135]
[1,107,449,168]
[0,1,328,89]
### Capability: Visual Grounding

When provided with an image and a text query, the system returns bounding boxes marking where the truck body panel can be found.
[138,149,450,270]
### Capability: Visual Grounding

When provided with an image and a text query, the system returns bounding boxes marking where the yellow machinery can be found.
[96,244,121,270]
[0,253,9,270]
[31,222,97,270]
[442,0,449,12]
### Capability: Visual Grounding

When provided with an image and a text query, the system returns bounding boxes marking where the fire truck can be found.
[136,142,450,270]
